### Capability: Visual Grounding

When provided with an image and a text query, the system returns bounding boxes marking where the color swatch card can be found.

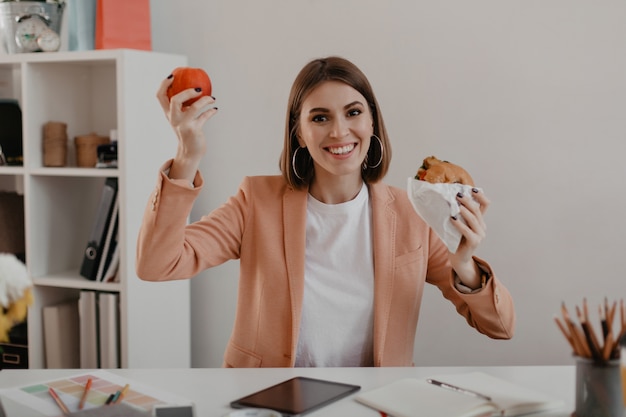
[0,370,193,417]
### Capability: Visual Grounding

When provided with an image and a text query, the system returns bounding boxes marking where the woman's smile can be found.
[326,143,356,156]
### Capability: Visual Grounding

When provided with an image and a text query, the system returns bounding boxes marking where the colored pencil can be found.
[78,378,92,410]
[113,384,130,404]
[554,316,575,354]
[576,307,602,361]
[48,387,70,415]
[555,298,624,364]
[561,302,590,358]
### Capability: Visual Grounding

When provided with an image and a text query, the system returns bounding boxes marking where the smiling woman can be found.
[136,55,515,368]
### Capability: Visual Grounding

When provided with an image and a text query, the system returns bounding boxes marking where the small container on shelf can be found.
[96,129,118,169]
[75,133,110,168]
[42,121,68,167]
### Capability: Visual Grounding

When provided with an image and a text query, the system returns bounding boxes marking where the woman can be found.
[136,56,515,368]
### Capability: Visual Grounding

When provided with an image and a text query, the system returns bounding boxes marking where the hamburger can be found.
[415,156,475,186]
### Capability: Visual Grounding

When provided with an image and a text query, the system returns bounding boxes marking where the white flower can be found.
[0,253,30,308]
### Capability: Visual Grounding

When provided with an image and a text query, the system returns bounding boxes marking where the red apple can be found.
[166,67,212,107]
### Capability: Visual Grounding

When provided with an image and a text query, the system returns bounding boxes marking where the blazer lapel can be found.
[283,186,308,362]
[369,182,397,366]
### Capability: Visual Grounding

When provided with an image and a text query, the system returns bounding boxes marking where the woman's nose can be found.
[330,118,349,138]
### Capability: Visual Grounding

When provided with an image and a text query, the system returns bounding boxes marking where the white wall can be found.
[149,0,626,367]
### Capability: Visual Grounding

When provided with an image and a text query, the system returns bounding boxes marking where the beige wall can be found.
[149,0,626,367]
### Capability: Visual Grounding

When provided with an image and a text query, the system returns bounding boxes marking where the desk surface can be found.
[0,366,575,417]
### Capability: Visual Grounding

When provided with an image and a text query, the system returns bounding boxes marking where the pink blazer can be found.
[136,162,515,367]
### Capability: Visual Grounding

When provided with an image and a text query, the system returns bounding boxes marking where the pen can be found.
[105,393,116,405]
[48,387,70,415]
[79,378,92,410]
[426,379,492,401]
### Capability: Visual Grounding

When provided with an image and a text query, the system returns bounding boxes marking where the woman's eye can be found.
[311,114,328,123]
[348,108,362,117]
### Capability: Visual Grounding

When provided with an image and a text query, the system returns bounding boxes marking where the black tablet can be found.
[230,376,361,416]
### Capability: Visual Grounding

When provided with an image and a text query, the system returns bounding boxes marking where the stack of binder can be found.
[79,290,120,369]
[80,177,120,282]
[42,301,80,368]
[43,291,120,369]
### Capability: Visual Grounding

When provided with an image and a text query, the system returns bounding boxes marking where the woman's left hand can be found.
[448,188,490,286]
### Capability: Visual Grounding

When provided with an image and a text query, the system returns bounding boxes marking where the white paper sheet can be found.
[407,178,479,253]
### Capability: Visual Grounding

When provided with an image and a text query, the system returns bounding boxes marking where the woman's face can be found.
[297,81,373,180]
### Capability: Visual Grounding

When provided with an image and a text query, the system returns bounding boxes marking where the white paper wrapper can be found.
[407,177,479,253]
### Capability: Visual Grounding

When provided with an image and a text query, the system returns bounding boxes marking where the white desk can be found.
[0,366,575,417]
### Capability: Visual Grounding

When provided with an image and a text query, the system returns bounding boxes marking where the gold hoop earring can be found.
[292,146,309,180]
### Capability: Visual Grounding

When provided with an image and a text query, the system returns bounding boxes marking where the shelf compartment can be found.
[26,175,110,278]
[22,60,117,170]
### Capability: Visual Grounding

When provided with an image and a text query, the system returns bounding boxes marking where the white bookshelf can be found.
[0,49,191,369]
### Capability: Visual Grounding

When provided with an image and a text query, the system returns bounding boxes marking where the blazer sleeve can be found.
[136,160,248,281]
[425,229,516,339]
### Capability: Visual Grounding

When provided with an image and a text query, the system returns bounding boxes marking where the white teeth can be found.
[328,144,355,155]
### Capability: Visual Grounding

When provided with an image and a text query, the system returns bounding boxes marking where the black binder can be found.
[80,178,118,280]
[0,99,22,166]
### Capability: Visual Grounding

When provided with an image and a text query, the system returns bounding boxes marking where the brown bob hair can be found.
[279,56,391,189]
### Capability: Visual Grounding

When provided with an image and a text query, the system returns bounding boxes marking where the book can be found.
[42,300,80,369]
[95,194,119,282]
[78,290,99,368]
[102,237,120,283]
[80,177,118,281]
[355,372,565,417]
[100,205,119,282]
[98,292,120,368]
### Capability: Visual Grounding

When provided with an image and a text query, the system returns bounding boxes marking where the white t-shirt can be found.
[295,183,375,367]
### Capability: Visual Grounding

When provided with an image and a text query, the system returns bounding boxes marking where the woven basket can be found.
[75,134,110,168]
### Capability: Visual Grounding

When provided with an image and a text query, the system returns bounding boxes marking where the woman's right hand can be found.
[156,73,218,181]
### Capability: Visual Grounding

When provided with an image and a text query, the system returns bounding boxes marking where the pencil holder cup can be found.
[574,357,624,417]
[621,338,626,408]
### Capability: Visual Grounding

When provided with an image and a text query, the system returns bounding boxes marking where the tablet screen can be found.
[230,376,360,416]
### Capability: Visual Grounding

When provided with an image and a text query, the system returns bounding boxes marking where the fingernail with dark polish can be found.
[456,192,463,199]
[472,188,479,193]
[194,87,202,92]
[167,74,173,79]
[451,215,457,221]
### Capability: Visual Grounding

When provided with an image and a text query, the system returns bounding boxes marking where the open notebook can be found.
[355,372,565,417]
